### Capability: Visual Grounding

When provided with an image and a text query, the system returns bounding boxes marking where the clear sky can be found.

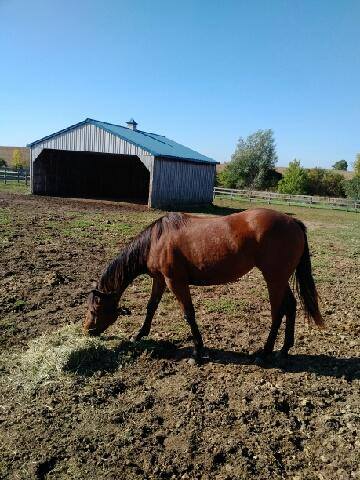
[0,0,359,168]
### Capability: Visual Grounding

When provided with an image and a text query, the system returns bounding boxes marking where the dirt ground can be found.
[0,192,359,480]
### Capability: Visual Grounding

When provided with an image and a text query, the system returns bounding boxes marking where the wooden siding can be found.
[150,157,216,208]
[30,123,154,173]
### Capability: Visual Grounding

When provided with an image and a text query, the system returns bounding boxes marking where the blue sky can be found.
[0,0,359,168]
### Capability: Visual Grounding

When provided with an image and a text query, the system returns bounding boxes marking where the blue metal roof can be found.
[28,118,217,164]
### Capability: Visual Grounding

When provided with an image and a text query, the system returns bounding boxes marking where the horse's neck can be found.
[100,244,147,295]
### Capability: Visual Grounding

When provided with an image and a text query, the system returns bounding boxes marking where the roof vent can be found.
[126,118,138,131]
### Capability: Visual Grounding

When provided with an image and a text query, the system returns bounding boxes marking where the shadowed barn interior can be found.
[32,149,150,201]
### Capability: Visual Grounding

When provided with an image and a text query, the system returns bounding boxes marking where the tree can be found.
[354,153,360,176]
[307,168,326,195]
[222,129,278,190]
[12,149,24,170]
[0,158,7,168]
[277,160,309,194]
[306,167,345,197]
[332,160,347,171]
[322,171,346,197]
[344,177,360,200]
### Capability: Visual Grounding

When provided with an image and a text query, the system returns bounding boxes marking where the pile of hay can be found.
[2,324,128,391]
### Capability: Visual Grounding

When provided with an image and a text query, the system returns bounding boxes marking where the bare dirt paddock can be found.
[0,192,359,479]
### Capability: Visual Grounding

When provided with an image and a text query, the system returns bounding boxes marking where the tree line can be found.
[218,130,360,200]
[0,149,28,170]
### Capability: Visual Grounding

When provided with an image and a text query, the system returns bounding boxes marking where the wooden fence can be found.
[0,167,29,185]
[214,187,360,212]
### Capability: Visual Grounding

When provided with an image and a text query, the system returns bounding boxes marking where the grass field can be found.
[0,182,30,194]
[0,192,359,479]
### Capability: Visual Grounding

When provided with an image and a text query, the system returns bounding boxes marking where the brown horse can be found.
[84,208,324,362]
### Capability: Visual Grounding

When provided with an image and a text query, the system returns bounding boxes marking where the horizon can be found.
[0,0,359,169]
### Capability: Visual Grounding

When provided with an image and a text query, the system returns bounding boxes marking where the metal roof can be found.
[28,118,217,164]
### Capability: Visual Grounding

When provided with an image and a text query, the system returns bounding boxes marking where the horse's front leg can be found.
[166,278,204,362]
[133,276,165,341]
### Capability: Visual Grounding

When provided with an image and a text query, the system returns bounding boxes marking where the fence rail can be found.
[0,167,29,185]
[214,187,359,212]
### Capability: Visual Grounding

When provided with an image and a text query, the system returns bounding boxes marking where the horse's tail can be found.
[294,220,325,328]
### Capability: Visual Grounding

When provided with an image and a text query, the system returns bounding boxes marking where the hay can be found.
[0,324,175,392]
[2,324,127,391]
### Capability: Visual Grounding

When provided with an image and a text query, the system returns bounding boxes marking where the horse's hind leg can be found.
[165,278,204,362]
[133,276,166,341]
[280,287,297,357]
[259,280,288,360]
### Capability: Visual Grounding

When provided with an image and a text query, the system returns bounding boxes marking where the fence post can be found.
[17,170,20,183]
[25,172,28,186]
[4,166,6,184]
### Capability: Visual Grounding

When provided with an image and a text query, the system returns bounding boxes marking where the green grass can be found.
[43,211,161,241]
[204,297,248,315]
[0,182,30,194]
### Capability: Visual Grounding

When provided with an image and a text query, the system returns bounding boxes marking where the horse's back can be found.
[148,209,305,285]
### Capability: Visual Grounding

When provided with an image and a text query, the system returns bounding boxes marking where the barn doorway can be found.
[32,149,150,202]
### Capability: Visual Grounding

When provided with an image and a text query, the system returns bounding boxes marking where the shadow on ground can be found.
[172,346,359,381]
[68,337,359,381]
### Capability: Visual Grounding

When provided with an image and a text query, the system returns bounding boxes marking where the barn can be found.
[28,118,218,208]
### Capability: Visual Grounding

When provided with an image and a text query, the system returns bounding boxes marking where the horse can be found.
[84,208,324,363]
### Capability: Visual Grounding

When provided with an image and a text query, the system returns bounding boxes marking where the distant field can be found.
[0,192,359,479]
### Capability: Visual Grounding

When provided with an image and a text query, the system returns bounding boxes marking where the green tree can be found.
[344,177,360,200]
[222,129,278,190]
[307,168,345,197]
[353,153,360,176]
[307,168,326,195]
[332,160,347,171]
[12,149,24,170]
[277,160,309,194]
[322,171,346,197]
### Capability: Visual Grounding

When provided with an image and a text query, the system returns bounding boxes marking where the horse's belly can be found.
[187,255,253,286]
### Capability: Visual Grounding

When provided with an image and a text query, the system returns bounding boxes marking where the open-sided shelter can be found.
[28,118,218,208]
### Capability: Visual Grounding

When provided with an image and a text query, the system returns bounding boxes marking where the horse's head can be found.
[83,284,130,336]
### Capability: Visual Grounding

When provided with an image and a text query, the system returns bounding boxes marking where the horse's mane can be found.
[99,212,189,293]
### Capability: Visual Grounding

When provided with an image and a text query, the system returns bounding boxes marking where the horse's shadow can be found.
[148,342,359,381]
[68,336,359,381]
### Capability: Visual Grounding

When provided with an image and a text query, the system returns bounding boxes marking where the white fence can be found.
[0,167,29,185]
[214,187,360,212]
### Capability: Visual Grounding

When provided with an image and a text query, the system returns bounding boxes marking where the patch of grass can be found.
[0,182,30,194]
[204,297,247,315]
[0,208,14,245]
